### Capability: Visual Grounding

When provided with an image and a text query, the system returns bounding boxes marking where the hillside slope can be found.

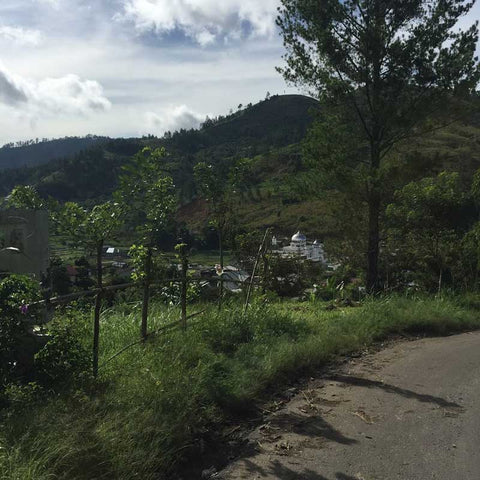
[0,95,319,204]
[1,95,480,242]
[0,136,107,170]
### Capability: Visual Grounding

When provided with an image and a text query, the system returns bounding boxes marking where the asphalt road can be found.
[218,331,480,480]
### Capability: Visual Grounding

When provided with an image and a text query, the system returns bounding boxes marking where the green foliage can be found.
[117,147,176,244]
[277,0,480,290]
[198,303,308,356]
[55,201,123,253]
[0,275,41,316]
[1,296,480,478]
[386,171,469,290]
[0,275,41,385]
[46,257,71,296]
[194,158,252,264]
[277,0,479,111]
[157,280,201,306]
[193,161,231,231]
[0,135,105,171]
[34,318,91,389]
[5,185,45,210]
[127,244,168,283]
[53,201,87,238]
[233,231,264,270]
[74,257,94,290]
[266,255,309,297]
[84,202,124,246]
[129,244,149,283]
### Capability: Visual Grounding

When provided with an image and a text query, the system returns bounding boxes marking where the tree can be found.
[57,201,123,376]
[46,257,71,296]
[386,171,467,292]
[194,159,251,271]
[277,0,479,291]
[194,159,250,303]
[5,185,45,210]
[116,147,176,340]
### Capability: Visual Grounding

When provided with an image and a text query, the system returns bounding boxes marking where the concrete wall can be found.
[0,209,49,279]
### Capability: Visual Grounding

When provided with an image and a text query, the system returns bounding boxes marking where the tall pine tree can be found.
[277,0,479,291]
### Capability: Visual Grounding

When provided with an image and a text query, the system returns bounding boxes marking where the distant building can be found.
[272,231,326,263]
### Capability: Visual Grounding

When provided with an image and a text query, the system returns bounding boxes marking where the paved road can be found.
[219,331,480,480]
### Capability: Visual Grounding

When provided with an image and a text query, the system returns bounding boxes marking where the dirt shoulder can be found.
[216,331,480,480]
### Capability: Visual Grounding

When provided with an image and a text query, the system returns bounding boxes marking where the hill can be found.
[0,136,107,170]
[1,94,480,243]
[0,95,319,206]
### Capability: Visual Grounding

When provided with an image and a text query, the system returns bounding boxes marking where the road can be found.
[218,331,480,480]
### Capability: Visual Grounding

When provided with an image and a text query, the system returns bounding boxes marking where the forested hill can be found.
[0,135,107,170]
[1,94,479,241]
[0,94,320,203]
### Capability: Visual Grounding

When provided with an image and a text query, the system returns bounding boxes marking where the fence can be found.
[27,230,271,376]
[27,274,258,376]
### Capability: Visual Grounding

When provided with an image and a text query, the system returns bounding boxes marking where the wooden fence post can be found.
[93,240,103,378]
[141,246,152,341]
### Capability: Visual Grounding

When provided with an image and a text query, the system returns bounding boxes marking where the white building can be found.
[273,231,326,263]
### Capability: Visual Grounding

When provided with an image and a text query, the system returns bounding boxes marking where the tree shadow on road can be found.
[240,458,328,479]
[269,412,358,445]
[329,374,461,409]
[238,459,366,480]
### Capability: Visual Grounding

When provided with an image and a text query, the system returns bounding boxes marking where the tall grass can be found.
[1,295,479,479]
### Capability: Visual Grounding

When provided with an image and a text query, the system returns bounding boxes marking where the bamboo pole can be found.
[244,228,270,314]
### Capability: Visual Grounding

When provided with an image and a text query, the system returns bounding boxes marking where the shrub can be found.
[0,275,41,384]
[34,318,91,389]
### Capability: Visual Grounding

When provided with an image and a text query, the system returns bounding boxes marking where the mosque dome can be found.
[291,231,307,243]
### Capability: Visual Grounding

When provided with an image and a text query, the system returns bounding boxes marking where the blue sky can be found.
[0,0,478,145]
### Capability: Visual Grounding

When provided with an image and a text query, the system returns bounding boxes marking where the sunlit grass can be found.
[1,294,480,479]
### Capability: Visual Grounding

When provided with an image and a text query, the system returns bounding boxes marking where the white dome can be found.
[291,231,306,242]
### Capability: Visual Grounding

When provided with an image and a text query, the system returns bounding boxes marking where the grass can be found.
[1,294,480,479]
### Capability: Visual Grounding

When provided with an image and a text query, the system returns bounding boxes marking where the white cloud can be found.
[144,105,207,134]
[0,26,43,46]
[35,0,61,8]
[0,63,111,118]
[118,0,279,45]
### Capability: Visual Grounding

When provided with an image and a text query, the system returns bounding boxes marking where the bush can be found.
[34,318,91,389]
[0,275,41,384]
[266,255,308,297]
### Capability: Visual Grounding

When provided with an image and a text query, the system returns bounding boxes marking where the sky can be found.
[0,0,478,146]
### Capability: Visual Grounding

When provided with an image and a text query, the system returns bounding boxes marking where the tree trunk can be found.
[438,267,443,295]
[366,143,381,294]
[141,246,152,340]
[219,228,224,270]
[93,240,103,378]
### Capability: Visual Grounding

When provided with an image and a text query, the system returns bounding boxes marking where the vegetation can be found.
[1,4,480,476]
[0,136,106,170]
[1,295,480,479]
[116,147,176,339]
[277,0,480,291]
